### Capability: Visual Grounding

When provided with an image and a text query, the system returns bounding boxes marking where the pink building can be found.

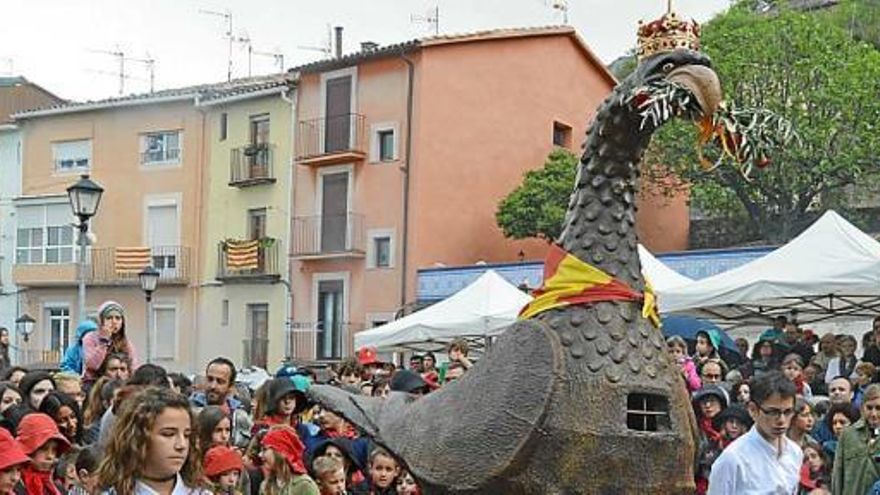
[288,27,688,361]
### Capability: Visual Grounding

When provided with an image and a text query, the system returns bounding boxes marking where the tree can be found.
[649,1,880,242]
[496,148,578,242]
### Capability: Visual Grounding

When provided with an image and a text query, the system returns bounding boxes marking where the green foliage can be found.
[650,1,880,242]
[496,148,578,242]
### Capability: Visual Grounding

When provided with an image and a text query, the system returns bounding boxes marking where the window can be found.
[553,121,572,148]
[16,203,78,265]
[47,307,71,354]
[220,113,228,141]
[367,229,394,269]
[626,393,670,432]
[248,208,268,240]
[152,305,177,360]
[146,202,179,275]
[141,131,181,164]
[52,139,91,172]
[374,237,391,268]
[370,123,398,162]
[246,304,269,368]
[378,130,394,161]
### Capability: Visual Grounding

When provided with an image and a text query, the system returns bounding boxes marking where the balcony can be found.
[286,322,361,363]
[217,237,281,283]
[13,246,190,287]
[296,113,366,166]
[229,144,276,187]
[291,213,365,260]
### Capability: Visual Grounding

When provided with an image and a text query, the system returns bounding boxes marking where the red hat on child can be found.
[203,445,243,477]
[15,413,70,455]
[357,346,381,366]
[262,427,307,474]
[0,428,29,471]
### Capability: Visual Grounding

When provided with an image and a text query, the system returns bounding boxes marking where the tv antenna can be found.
[89,48,156,95]
[200,8,234,81]
[411,6,440,35]
[298,26,333,59]
[253,48,285,73]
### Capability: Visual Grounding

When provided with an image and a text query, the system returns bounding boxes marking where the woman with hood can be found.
[693,329,726,375]
[751,335,780,379]
[0,328,11,371]
[59,320,98,375]
[81,301,138,387]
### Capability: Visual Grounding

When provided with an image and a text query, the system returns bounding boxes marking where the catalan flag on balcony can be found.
[225,239,259,271]
[115,247,152,274]
[518,244,659,327]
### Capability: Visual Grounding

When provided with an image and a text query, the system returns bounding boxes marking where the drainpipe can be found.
[192,94,207,373]
[280,84,297,360]
[399,53,415,310]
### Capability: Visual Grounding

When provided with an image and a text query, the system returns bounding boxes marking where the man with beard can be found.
[191,356,253,449]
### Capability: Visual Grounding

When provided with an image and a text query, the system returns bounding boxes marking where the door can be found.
[147,204,179,277]
[247,208,268,272]
[320,172,348,253]
[249,115,270,177]
[324,75,352,153]
[247,304,269,367]
[316,280,343,359]
[48,307,71,356]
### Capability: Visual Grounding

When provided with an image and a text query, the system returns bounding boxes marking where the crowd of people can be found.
[676,314,880,494]
[0,300,480,495]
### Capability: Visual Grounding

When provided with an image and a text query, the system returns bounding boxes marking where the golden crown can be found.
[637,12,701,60]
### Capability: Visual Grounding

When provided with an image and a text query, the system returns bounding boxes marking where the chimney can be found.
[360,41,379,52]
[334,26,343,58]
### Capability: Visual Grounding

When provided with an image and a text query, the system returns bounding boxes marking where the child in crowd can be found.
[260,425,320,495]
[67,447,99,495]
[14,413,71,495]
[395,471,419,495]
[781,353,812,399]
[852,362,876,408]
[313,456,348,495]
[203,445,244,495]
[799,439,830,494]
[666,336,701,392]
[52,451,79,492]
[0,428,29,495]
[354,447,400,495]
[693,330,725,373]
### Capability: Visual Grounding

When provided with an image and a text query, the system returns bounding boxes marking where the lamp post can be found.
[67,174,104,323]
[15,313,35,364]
[139,266,159,364]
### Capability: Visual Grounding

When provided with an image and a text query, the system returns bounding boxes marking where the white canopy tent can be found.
[661,211,880,328]
[355,270,532,353]
[356,247,692,353]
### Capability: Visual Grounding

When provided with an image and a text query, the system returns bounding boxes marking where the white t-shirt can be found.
[707,426,803,495]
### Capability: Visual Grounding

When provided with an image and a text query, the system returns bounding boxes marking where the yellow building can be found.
[195,80,294,370]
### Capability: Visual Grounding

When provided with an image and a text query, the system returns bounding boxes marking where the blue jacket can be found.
[59,320,98,374]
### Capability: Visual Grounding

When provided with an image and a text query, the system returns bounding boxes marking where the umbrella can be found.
[661,315,743,367]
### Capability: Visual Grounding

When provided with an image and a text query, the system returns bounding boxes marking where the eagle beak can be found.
[667,64,722,117]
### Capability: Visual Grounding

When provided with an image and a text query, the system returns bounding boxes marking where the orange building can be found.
[286,27,688,361]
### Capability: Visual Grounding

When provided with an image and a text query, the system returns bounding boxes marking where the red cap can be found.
[203,445,243,478]
[261,427,307,475]
[0,428,29,471]
[15,413,70,455]
[357,346,381,366]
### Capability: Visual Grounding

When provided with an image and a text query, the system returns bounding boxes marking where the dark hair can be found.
[750,371,797,406]
[168,373,192,397]
[731,380,750,403]
[0,383,22,403]
[371,377,390,397]
[207,357,237,384]
[39,391,83,444]
[409,355,423,363]
[337,358,363,378]
[19,371,55,408]
[75,446,100,474]
[825,402,859,437]
[196,405,229,450]
[0,403,31,434]
[1,366,26,381]
[98,352,132,377]
[127,364,169,387]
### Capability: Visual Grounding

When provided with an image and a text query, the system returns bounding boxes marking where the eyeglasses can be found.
[758,405,796,419]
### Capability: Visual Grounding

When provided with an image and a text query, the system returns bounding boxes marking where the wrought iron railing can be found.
[286,322,362,362]
[230,144,275,185]
[296,113,366,160]
[89,246,190,284]
[291,213,365,257]
[217,237,280,279]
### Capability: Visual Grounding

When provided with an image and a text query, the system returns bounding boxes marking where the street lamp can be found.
[139,266,160,364]
[15,313,35,343]
[67,174,104,324]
